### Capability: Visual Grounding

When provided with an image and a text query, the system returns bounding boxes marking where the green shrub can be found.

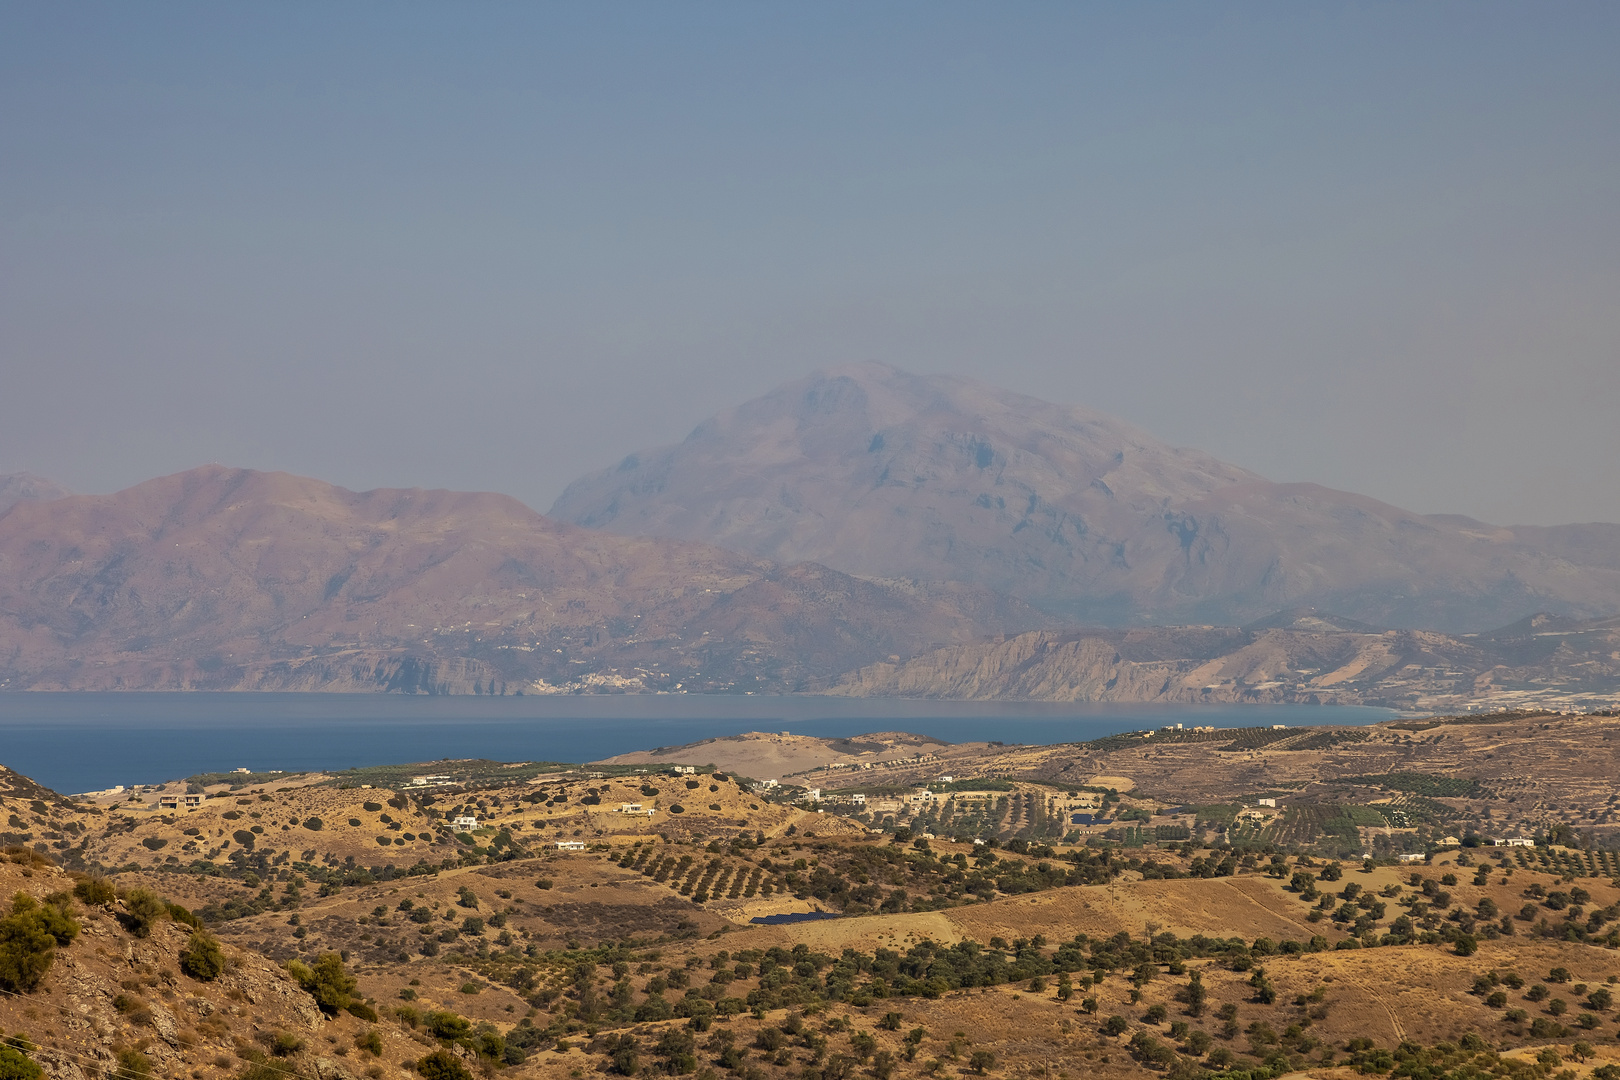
[0,1043,41,1080]
[269,1032,303,1057]
[22,895,79,946]
[427,1012,471,1041]
[119,890,167,939]
[290,952,357,1015]
[73,878,116,907]
[0,894,69,992]
[301,818,323,831]
[140,838,167,851]
[110,1050,151,1080]
[180,930,226,981]
[362,802,383,813]
[166,902,201,929]
[417,1049,472,1080]
[355,1030,383,1058]
[346,1001,379,1022]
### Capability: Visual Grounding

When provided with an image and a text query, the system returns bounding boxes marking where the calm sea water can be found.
[0,693,1392,794]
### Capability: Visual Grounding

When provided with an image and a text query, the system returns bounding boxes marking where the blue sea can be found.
[0,693,1392,795]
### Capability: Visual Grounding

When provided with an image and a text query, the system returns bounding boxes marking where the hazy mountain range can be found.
[0,466,1036,693]
[2,363,1617,701]
[554,363,1620,632]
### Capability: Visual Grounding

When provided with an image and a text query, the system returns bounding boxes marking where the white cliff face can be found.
[552,362,1620,631]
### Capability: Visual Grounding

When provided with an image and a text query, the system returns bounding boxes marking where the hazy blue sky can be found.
[3,3,1617,525]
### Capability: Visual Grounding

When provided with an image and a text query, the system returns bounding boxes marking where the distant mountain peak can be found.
[553,364,1620,632]
[0,472,70,517]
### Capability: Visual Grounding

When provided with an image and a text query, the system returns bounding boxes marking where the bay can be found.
[0,693,1393,794]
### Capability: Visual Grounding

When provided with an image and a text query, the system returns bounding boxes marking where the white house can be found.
[1496,837,1536,848]
[1397,853,1427,863]
[555,840,586,851]
[1256,798,1276,808]
[805,789,821,801]
[451,814,479,833]
[849,794,866,806]
[619,803,645,814]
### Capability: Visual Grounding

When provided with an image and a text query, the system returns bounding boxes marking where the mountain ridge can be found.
[0,464,1038,693]
[552,362,1620,631]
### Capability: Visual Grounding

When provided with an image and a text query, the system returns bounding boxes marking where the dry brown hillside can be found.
[0,466,1035,694]
[6,715,1620,1080]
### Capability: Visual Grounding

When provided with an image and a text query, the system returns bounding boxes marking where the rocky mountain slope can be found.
[825,611,1620,712]
[552,363,1620,631]
[0,466,1036,693]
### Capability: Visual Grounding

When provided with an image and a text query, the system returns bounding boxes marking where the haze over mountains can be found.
[0,466,1034,693]
[554,363,1620,632]
[2,364,1617,701]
